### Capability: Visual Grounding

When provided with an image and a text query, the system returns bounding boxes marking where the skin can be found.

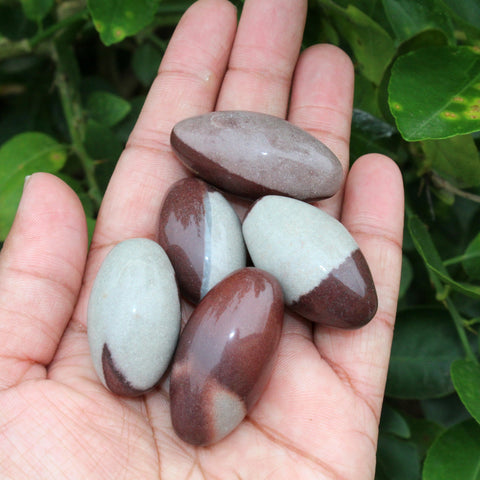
[0,0,404,479]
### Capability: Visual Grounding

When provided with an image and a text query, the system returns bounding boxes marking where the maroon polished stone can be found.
[158,177,246,303]
[170,111,343,200]
[169,267,284,446]
[290,250,378,329]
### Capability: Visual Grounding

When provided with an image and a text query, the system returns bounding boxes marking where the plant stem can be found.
[428,269,477,363]
[52,43,102,209]
[444,252,480,267]
[30,9,89,48]
[444,297,478,364]
[0,9,88,61]
[432,174,480,204]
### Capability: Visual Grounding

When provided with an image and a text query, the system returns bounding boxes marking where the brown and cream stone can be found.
[169,268,284,446]
[170,111,343,201]
[242,196,377,329]
[158,177,246,303]
[87,239,181,396]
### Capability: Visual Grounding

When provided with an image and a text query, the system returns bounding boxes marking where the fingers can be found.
[92,0,237,253]
[216,0,307,116]
[78,0,238,319]
[48,0,238,386]
[0,173,88,389]
[288,44,354,218]
[314,154,404,419]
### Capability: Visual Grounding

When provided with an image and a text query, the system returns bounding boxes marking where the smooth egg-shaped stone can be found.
[159,177,246,303]
[170,110,343,200]
[242,196,377,329]
[87,238,181,396]
[170,267,284,446]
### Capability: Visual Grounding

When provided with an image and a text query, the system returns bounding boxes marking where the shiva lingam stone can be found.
[170,110,343,201]
[169,267,284,446]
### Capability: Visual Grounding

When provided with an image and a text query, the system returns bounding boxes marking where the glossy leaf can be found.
[87,0,159,46]
[0,4,36,39]
[389,46,480,140]
[350,109,399,162]
[318,0,396,84]
[87,91,131,127]
[409,215,480,298]
[20,0,54,21]
[382,0,454,43]
[440,0,480,31]
[423,420,480,480]
[463,232,480,280]
[0,132,67,240]
[451,359,480,424]
[421,393,472,428]
[406,415,444,460]
[380,404,411,438]
[399,254,413,298]
[376,434,420,480]
[386,308,464,398]
[408,215,448,275]
[132,43,163,86]
[422,135,480,188]
[84,120,123,193]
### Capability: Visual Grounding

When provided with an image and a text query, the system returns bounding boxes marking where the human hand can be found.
[0,0,404,478]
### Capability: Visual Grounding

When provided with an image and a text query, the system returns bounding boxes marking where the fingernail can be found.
[23,174,33,191]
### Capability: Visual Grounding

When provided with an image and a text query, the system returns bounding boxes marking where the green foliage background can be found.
[1,0,480,477]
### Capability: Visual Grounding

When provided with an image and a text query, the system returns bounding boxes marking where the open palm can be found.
[0,0,404,478]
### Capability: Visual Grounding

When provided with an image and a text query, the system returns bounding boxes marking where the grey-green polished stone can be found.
[87,238,181,396]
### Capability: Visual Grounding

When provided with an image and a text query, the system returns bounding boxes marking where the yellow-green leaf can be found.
[0,132,67,240]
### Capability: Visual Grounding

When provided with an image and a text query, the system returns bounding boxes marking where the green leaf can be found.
[318,0,396,84]
[423,420,480,480]
[0,4,36,39]
[463,232,480,280]
[380,403,411,438]
[382,0,454,44]
[375,434,421,480]
[399,254,414,297]
[87,0,159,46]
[84,120,123,193]
[382,0,454,42]
[405,415,444,460]
[422,135,480,188]
[421,393,472,427]
[132,43,163,87]
[386,308,464,398]
[0,132,67,240]
[86,216,96,245]
[20,0,54,21]
[439,0,480,31]
[389,46,480,141]
[451,359,480,425]
[350,109,399,162]
[408,215,448,275]
[408,215,480,298]
[114,95,146,143]
[57,173,94,218]
[87,91,131,127]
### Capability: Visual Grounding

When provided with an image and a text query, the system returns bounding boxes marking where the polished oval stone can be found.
[159,177,246,303]
[170,267,284,446]
[87,238,181,396]
[170,110,343,200]
[242,196,377,329]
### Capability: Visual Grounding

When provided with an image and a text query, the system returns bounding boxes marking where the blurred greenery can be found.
[1,1,479,478]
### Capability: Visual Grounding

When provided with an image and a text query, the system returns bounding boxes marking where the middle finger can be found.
[215,0,308,116]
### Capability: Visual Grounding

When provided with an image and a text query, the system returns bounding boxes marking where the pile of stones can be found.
[87,111,377,446]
